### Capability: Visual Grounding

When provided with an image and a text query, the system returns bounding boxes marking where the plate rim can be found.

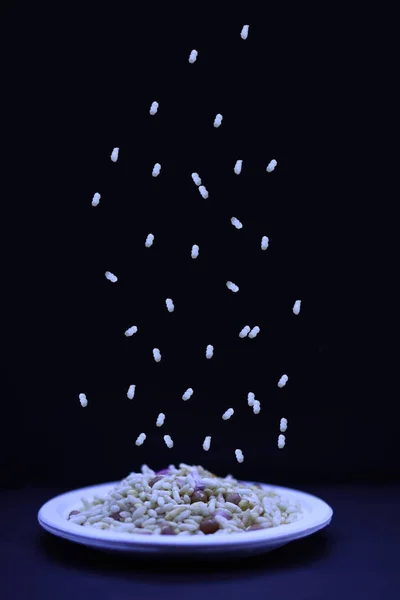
[38,480,333,548]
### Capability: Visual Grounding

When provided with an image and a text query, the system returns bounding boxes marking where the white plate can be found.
[38,481,333,558]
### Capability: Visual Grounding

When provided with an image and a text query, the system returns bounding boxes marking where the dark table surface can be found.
[1,484,399,599]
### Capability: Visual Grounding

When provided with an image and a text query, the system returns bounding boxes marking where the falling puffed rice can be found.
[278,374,289,388]
[293,300,301,315]
[191,244,199,259]
[253,400,261,415]
[105,271,118,283]
[189,49,198,63]
[213,113,223,128]
[235,449,244,463]
[145,233,154,248]
[125,325,138,337]
[234,160,243,175]
[110,147,119,162]
[191,172,202,186]
[199,185,209,199]
[261,236,269,251]
[127,385,136,400]
[280,418,288,432]
[152,163,161,177]
[149,101,159,115]
[239,325,250,338]
[240,25,249,40]
[206,344,214,359]
[231,217,243,229]
[266,159,277,172]
[278,434,286,449]
[135,433,146,446]
[165,298,175,313]
[164,434,174,449]
[153,348,162,362]
[226,281,239,293]
[91,192,101,207]
[222,408,234,420]
[79,393,88,408]
[182,387,194,401]
[248,326,260,339]
[203,436,211,451]
[247,392,255,407]
[156,413,165,427]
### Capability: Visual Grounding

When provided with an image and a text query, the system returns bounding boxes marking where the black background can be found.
[1,3,390,492]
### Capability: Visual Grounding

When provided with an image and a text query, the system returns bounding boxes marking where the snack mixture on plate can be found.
[68,464,304,535]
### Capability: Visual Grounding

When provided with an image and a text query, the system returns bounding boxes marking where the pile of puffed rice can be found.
[68,464,303,535]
